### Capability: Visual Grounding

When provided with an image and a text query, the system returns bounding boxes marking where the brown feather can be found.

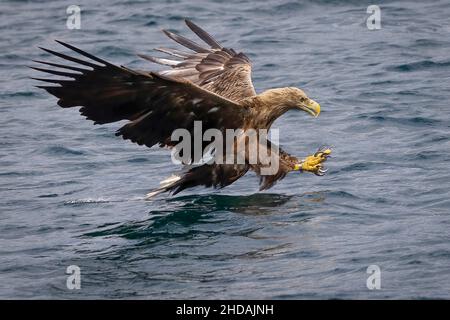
[140,20,255,101]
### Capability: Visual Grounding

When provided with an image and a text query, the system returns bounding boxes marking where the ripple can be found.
[357,114,441,127]
[64,198,112,205]
[43,145,86,156]
[388,60,450,72]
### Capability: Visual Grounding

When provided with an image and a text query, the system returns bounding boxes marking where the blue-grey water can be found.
[1,0,450,299]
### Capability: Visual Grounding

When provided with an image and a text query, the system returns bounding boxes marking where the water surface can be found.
[1,0,450,299]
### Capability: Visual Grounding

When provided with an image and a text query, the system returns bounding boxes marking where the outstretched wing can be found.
[139,19,256,102]
[32,40,249,153]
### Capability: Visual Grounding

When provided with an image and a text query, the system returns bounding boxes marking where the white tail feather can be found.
[145,174,181,200]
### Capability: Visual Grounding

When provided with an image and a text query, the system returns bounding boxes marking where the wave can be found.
[388,60,450,72]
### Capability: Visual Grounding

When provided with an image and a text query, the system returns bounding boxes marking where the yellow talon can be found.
[317,148,332,156]
[295,147,332,176]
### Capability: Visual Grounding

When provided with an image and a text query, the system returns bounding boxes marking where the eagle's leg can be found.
[294,147,332,176]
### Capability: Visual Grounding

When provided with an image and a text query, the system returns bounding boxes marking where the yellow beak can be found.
[301,99,321,118]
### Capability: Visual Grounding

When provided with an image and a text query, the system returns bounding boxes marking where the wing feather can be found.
[32,41,250,157]
[162,29,211,53]
[184,19,222,49]
[140,19,256,101]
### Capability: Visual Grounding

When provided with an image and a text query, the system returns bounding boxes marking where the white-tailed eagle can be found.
[32,19,331,198]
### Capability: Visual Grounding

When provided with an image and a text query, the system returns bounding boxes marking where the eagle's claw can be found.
[298,147,332,176]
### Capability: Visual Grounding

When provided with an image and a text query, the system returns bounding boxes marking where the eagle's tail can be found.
[145,166,212,199]
[144,174,183,199]
[145,164,249,199]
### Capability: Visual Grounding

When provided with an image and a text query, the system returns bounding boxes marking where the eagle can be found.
[32,19,331,198]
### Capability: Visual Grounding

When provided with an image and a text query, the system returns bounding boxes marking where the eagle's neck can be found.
[250,89,298,129]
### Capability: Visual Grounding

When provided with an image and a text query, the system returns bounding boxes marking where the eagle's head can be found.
[281,87,321,117]
[258,87,321,123]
